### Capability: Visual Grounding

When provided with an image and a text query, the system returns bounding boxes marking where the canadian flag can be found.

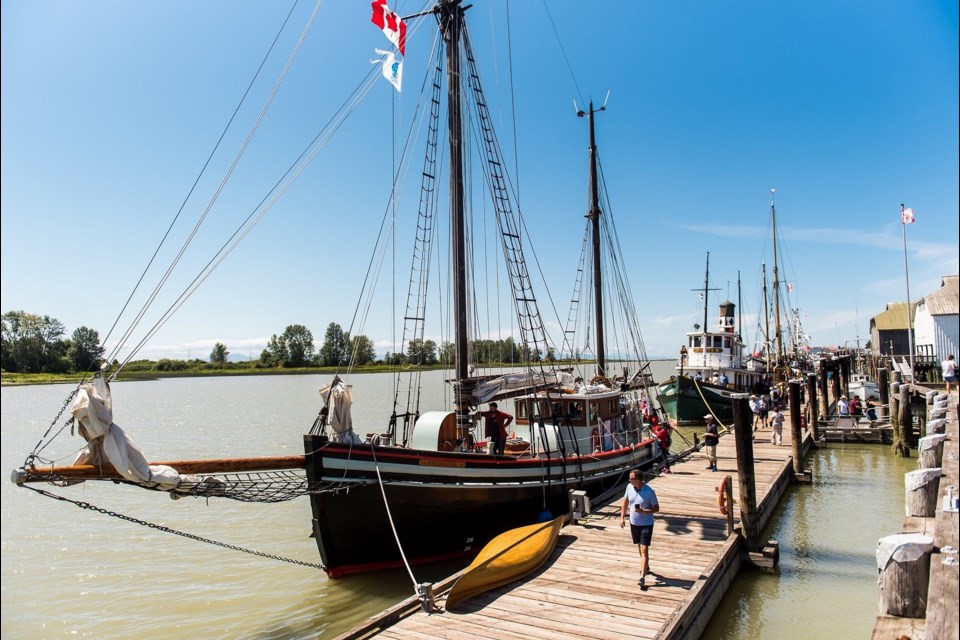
[901,205,915,224]
[371,0,406,56]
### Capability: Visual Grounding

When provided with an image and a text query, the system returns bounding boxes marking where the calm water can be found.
[2,365,915,638]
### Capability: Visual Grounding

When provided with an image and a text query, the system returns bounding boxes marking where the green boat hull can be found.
[658,375,736,426]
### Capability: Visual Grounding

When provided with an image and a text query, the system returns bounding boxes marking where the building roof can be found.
[872,302,916,331]
[921,275,959,316]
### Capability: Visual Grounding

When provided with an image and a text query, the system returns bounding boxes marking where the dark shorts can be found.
[630,523,653,546]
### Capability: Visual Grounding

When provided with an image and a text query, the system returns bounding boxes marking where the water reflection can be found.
[702,443,915,639]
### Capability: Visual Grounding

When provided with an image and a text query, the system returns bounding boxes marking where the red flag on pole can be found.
[371,0,406,55]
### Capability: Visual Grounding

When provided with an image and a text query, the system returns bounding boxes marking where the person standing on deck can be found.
[757,396,769,429]
[749,395,761,431]
[620,469,660,590]
[770,407,784,446]
[943,354,957,394]
[837,395,850,417]
[849,395,863,417]
[480,402,513,455]
[652,420,672,474]
[718,372,729,388]
[702,414,719,471]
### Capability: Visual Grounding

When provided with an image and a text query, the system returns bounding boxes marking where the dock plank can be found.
[337,425,805,640]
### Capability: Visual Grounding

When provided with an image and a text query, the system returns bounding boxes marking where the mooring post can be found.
[818,365,830,422]
[731,393,759,548]
[900,384,915,449]
[806,372,819,441]
[890,382,901,443]
[839,355,851,398]
[878,367,889,421]
[789,380,810,481]
[830,370,842,416]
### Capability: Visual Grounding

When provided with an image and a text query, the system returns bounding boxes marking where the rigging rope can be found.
[370,447,422,596]
[22,485,327,571]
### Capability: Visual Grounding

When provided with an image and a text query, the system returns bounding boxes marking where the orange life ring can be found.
[717,476,730,516]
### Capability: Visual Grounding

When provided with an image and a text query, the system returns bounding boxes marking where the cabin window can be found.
[692,336,702,348]
[723,337,731,349]
[516,402,529,419]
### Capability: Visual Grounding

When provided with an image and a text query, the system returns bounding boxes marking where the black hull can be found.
[303,434,657,577]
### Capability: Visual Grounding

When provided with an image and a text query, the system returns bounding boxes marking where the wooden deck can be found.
[337,425,808,640]
[871,390,958,640]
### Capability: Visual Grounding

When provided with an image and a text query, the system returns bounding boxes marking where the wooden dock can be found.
[336,420,810,640]
[871,388,958,640]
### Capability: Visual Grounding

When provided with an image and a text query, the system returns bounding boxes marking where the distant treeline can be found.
[2,311,551,376]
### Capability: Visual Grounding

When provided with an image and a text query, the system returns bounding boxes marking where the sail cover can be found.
[471,370,575,404]
[71,376,183,488]
[318,379,362,444]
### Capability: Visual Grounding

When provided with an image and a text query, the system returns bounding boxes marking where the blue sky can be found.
[2,0,958,362]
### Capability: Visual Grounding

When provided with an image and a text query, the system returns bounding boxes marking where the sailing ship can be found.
[13,0,658,579]
[657,253,766,426]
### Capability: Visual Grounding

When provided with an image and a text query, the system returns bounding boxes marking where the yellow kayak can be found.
[445,515,565,609]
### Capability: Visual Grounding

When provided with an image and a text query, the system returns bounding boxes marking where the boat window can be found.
[516,402,528,419]
[692,336,702,348]
[723,337,731,349]
[713,336,723,348]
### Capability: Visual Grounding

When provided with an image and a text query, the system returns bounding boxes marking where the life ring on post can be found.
[717,476,730,516]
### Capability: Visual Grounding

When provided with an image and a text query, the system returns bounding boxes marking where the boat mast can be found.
[762,260,770,368]
[702,252,711,333]
[770,189,784,375]
[737,271,742,340]
[441,0,469,384]
[581,100,605,377]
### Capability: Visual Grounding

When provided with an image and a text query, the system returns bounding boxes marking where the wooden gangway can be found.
[337,423,808,640]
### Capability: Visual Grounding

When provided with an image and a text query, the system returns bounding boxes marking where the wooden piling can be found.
[731,393,759,549]
[831,370,842,414]
[878,368,889,421]
[818,366,830,421]
[789,381,810,481]
[806,372,819,441]
[900,384,914,451]
[839,355,851,398]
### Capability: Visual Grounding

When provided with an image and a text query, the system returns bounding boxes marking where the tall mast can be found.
[581,100,605,377]
[771,189,784,374]
[762,260,770,367]
[737,271,742,339]
[441,0,469,384]
[703,252,711,332]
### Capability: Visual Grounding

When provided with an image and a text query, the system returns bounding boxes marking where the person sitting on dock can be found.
[479,402,513,455]
[620,470,660,590]
[702,415,719,472]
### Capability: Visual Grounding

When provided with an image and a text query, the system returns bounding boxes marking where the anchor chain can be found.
[23,485,326,571]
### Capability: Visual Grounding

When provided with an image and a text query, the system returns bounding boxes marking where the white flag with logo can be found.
[373,49,402,92]
[901,206,915,224]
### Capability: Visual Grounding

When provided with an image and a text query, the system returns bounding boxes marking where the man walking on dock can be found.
[620,470,659,590]
[702,414,719,471]
[770,407,784,446]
